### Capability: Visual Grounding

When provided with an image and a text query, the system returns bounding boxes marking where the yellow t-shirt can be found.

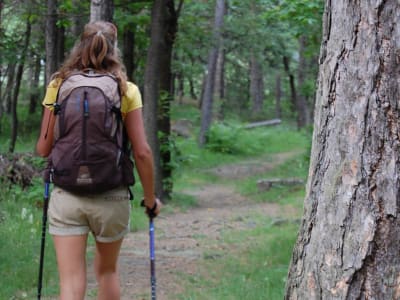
[42,79,143,116]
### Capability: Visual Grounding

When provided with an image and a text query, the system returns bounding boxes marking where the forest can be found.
[0,0,322,197]
[2,0,400,299]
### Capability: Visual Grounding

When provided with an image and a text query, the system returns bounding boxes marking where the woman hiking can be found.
[36,21,161,300]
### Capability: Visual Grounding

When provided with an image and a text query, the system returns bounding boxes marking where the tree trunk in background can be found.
[176,71,184,103]
[283,55,299,128]
[71,0,86,37]
[9,20,31,153]
[90,0,114,22]
[29,53,41,114]
[275,73,282,119]
[286,1,400,298]
[199,0,225,146]
[4,62,16,113]
[56,25,65,68]
[297,35,310,126]
[123,26,135,81]
[249,53,264,119]
[46,0,58,84]
[143,0,164,198]
[215,47,226,120]
[158,0,182,200]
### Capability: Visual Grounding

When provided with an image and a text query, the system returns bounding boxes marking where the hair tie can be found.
[96,31,103,36]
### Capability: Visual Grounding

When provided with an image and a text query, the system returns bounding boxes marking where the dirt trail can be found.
[86,151,303,300]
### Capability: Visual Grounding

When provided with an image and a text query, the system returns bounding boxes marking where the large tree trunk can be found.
[286,1,400,299]
[198,0,225,146]
[45,0,58,84]
[90,0,114,22]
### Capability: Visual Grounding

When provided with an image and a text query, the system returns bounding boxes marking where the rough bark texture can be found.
[198,0,225,146]
[286,1,400,299]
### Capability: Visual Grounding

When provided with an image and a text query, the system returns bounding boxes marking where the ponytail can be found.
[53,21,128,95]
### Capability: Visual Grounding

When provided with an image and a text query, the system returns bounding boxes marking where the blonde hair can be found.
[53,21,128,95]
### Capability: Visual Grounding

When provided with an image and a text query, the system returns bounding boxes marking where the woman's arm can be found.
[36,108,55,157]
[124,108,161,214]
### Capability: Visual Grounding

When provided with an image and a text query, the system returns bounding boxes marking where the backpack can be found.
[47,72,135,194]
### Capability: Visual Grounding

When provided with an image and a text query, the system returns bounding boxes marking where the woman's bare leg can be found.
[94,238,124,300]
[53,234,88,300]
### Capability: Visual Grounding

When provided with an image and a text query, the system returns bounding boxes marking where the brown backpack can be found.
[47,72,134,194]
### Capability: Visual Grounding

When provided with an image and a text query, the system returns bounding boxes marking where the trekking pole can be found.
[149,217,156,300]
[141,200,157,300]
[37,181,50,300]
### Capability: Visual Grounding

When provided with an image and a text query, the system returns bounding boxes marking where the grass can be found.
[175,217,298,300]
[0,182,59,299]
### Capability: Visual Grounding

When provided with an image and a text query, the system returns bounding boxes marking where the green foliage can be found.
[0,183,58,299]
[206,121,243,154]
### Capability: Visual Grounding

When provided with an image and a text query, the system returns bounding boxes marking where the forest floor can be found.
[84,151,303,300]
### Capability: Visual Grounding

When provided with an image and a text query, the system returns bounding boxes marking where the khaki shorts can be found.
[48,186,131,243]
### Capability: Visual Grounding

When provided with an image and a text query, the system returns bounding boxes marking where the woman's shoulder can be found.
[125,81,141,100]
[48,78,63,89]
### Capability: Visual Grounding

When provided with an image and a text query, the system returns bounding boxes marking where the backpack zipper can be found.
[82,91,89,160]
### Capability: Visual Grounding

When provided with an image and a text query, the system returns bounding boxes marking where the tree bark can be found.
[286,1,400,299]
[90,0,114,22]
